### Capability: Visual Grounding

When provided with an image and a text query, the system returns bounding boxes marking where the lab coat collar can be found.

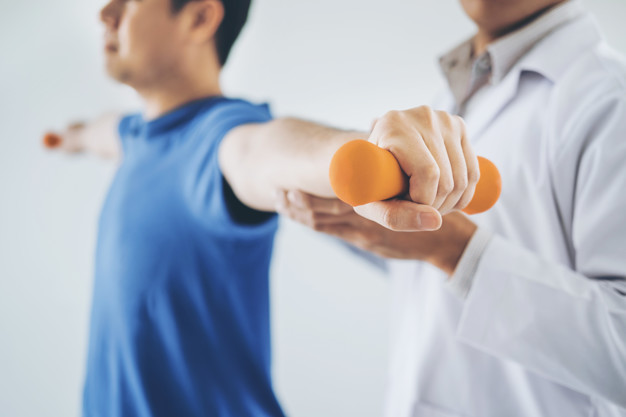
[464,13,603,140]
[487,0,585,84]
[438,0,585,111]
[518,13,603,83]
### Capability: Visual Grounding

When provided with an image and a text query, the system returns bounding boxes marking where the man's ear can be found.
[183,0,225,45]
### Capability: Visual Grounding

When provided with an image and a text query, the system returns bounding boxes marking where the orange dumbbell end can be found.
[461,156,501,215]
[329,140,501,215]
[42,132,62,149]
[329,140,407,206]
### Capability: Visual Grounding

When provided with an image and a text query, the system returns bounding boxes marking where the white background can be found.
[1,0,625,416]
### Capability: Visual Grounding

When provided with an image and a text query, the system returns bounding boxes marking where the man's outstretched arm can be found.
[219,117,366,211]
[42,112,122,159]
[220,107,479,231]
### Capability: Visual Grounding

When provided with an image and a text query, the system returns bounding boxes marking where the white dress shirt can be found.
[384,2,626,416]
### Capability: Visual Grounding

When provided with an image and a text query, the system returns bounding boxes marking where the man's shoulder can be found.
[197,97,272,128]
[544,42,626,136]
[118,113,142,137]
[540,42,626,159]
[593,43,626,86]
[555,42,626,105]
[557,42,626,96]
[520,12,626,101]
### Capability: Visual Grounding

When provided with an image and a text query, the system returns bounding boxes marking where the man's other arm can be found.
[42,113,122,160]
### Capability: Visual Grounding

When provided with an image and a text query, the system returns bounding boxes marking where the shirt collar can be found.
[487,0,585,84]
[439,0,586,110]
[140,96,225,137]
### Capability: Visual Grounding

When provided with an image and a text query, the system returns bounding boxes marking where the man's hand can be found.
[276,190,477,275]
[43,113,122,159]
[43,122,87,153]
[355,106,480,232]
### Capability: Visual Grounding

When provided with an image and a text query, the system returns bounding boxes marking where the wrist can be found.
[61,124,88,153]
[426,214,477,275]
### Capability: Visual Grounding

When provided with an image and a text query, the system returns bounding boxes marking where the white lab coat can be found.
[384,12,626,417]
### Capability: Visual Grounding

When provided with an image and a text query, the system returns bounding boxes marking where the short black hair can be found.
[171,0,252,66]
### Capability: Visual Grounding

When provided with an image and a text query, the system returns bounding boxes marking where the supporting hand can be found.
[276,190,477,275]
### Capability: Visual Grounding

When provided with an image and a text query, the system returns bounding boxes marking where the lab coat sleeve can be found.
[447,227,493,299]
[456,91,626,407]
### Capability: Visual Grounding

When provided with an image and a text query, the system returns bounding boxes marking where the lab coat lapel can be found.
[464,70,522,142]
[464,14,602,143]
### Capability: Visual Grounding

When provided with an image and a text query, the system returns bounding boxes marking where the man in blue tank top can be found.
[44,0,479,415]
[85,98,281,417]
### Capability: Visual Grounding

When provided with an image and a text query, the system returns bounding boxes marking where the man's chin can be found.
[105,62,132,84]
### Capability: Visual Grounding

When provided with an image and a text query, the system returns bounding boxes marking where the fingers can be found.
[405,110,456,210]
[437,113,469,214]
[369,110,441,207]
[273,189,389,256]
[68,122,86,131]
[274,190,356,230]
[284,190,354,215]
[455,127,480,211]
[354,199,442,232]
[42,122,86,152]
[369,106,474,215]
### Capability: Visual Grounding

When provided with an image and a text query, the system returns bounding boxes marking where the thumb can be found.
[354,199,442,232]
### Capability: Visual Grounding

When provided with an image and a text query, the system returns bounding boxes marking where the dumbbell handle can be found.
[329,140,501,215]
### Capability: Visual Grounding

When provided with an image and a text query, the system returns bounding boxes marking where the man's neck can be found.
[472,2,565,56]
[138,76,222,120]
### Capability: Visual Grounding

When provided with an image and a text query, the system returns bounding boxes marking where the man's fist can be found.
[355,106,480,231]
[42,122,87,153]
[42,114,121,159]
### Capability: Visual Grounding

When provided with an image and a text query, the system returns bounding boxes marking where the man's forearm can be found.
[44,112,122,160]
[82,113,122,158]
[219,117,367,212]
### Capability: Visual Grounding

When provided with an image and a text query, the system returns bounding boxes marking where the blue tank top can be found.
[83,97,285,417]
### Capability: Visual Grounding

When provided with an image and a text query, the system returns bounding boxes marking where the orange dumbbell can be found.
[42,132,63,149]
[329,139,501,215]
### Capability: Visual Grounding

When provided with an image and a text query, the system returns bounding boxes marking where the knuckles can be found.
[418,163,440,183]
[375,112,409,139]
[438,176,455,197]
[381,208,405,232]
[381,110,405,124]
[410,105,435,119]
[468,167,480,185]
[452,173,468,193]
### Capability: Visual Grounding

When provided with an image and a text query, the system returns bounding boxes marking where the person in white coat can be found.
[277,0,626,415]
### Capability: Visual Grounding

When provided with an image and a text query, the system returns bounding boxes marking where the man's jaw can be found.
[104,31,119,54]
